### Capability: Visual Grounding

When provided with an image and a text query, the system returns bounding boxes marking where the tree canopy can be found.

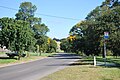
[0,2,57,60]
[0,17,36,59]
[61,0,120,57]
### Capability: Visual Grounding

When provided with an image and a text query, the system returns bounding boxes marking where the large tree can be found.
[15,2,41,29]
[67,0,120,66]
[15,2,37,20]
[15,2,50,53]
[0,17,35,59]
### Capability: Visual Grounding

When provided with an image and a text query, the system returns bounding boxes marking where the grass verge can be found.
[0,52,55,67]
[85,56,120,66]
[0,52,5,55]
[41,56,120,80]
[40,65,120,80]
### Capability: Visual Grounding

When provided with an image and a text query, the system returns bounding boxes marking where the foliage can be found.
[62,0,120,57]
[36,35,48,54]
[60,38,73,53]
[33,23,49,36]
[47,38,57,53]
[0,1,57,60]
[15,2,52,53]
[0,17,35,59]
[15,2,38,22]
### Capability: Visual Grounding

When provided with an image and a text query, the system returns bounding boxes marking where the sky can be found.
[0,0,104,39]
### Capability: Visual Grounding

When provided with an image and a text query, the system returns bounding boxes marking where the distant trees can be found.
[60,39,72,53]
[61,0,120,57]
[60,36,76,53]
[47,38,57,53]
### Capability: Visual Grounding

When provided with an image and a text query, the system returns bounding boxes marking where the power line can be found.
[0,5,18,11]
[35,13,80,20]
[0,5,80,21]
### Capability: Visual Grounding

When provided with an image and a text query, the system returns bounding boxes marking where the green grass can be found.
[0,59,17,64]
[0,52,55,66]
[40,56,120,80]
[41,65,120,80]
[106,56,120,65]
[84,56,120,66]
[0,52,5,55]
[41,56,120,80]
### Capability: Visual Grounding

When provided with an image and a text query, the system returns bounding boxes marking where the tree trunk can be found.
[18,50,22,60]
[26,51,30,57]
[18,52,21,60]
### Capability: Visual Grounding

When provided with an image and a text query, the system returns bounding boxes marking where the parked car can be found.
[6,52,26,58]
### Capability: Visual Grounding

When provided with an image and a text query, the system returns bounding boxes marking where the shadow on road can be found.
[56,57,81,59]
[47,53,81,66]
[49,53,81,60]
[51,53,79,57]
[46,63,70,66]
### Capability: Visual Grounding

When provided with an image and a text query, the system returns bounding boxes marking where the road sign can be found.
[104,32,109,67]
[104,32,109,39]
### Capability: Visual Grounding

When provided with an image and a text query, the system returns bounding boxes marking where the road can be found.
[0,53,80,80]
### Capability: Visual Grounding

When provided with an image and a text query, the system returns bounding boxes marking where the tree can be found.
[15,2,37,20]
[33,23,49,36]
[68,0,120,66]
[15,2,41,29]
[0,17,35,60]
[36,35,48,55]
[47,38,57,53]
[16,2,50,54]
[60,38,72,53]
[33,23,49,54]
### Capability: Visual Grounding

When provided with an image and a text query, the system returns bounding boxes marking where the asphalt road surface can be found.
[0,53,80,80]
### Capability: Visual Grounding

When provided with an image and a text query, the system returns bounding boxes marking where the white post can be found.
[94,56,96,67]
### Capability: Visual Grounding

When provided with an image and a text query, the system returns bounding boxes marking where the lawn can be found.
[0,52,5,55]
[86,56,120,66]
[41,56,120,80]
[41,65,120,80]
[0,52,55,67]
